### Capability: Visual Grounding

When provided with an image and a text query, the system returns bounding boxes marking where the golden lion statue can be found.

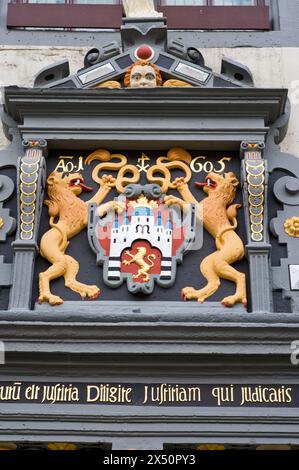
[123,247,156,283]
[38,172,117,305]
[164,152,247,307]
[38,149,138,305]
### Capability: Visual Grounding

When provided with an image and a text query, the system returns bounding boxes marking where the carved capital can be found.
[240,141,265,160]
[22,139,48,158]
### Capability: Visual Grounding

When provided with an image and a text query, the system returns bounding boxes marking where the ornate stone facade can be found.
[0,2,299,451]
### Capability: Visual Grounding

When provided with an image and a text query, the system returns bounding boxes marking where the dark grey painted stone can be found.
[0,8,298,447]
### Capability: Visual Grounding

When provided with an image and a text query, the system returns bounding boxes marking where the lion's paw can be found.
[101,174,116,188]
[66,281,100,300]
[80,285,100,300]
[113,201,126,214]
[181,287,205,302]
[221,294,247,308]
[38,293,63,306]
[171,177,186,190]
[164,195,183,207]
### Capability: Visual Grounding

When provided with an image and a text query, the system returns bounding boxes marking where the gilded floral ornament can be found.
[47,443,77,450]
[0,218,4,230]
[196,444,225,451]
[0,442,17,451]
[284,216,299,238]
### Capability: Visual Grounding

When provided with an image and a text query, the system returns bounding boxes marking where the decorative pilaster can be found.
[0,175,16,287]
[9,139,47,311]
[241,141,273,313]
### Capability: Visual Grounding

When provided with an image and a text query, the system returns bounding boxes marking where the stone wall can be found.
[1,45,298,156]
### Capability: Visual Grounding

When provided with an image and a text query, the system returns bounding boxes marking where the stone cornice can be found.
[4,87,288,124]
[2,86,289,149]
[1,306,299,363]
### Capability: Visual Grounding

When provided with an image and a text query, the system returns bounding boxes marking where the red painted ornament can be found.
[134,45,154,61]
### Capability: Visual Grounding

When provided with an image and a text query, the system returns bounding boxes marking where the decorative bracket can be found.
[0,175,16,243]
[241,141,266,243]
[0,175,16,287]
[17,139,47,242]
[241,141,272,312]
[9,139,47,310]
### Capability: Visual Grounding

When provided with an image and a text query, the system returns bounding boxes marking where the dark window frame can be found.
[160,1,264,5]
[7,1,270,30]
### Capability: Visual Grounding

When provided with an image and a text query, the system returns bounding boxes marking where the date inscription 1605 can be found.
[54,155,232,175]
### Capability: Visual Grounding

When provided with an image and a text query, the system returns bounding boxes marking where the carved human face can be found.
[129,64,157,88]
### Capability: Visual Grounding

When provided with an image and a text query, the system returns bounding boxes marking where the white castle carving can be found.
[110,199,173,259]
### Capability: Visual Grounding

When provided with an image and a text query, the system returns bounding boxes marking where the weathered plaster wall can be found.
[1,46,298,155]
[0,46,86,149]
[204,47,299,155]
[0,0,298,48]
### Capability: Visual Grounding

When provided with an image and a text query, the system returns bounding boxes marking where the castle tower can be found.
[108,212,122,282]
[122,210,130,243]
[160,213,173,281]
[131,206,154,236]
[155,211,163,243]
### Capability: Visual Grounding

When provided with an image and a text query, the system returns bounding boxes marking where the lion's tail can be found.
[216,204,242,250]
[216,219,238,250]
[147,254,156,268]
[49,217,69,252]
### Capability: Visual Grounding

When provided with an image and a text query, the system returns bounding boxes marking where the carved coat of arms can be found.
[37,147,246,307]
[88,185,196,294]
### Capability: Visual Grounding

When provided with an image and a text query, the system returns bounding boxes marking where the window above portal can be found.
[161,1,257,5]
[7,0,270,30]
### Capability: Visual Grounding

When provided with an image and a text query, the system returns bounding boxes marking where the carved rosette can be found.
[18,140,47,241]
[284,217,299,238]
[241,142,266,243]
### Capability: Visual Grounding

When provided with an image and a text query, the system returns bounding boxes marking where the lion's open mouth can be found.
[69,177,93,192]
[195,176,217,190]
